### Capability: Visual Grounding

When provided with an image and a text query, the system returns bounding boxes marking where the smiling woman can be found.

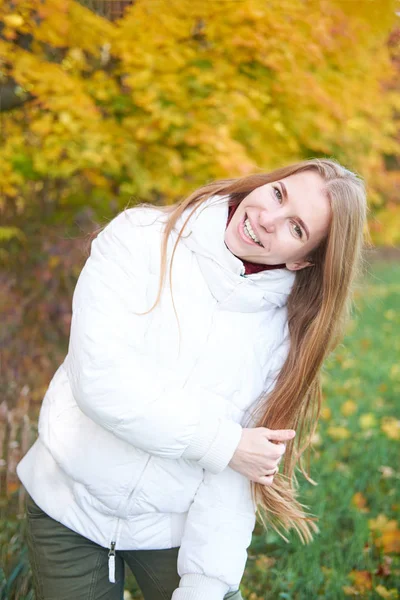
[17,157,367,600]
[151,156,367,539]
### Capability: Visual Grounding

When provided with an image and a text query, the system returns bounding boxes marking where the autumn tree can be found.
[0,0,399,407]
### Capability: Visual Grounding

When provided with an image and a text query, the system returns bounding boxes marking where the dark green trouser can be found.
[25,494,243,600]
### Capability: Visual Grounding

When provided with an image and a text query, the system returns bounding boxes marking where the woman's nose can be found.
[259,211,278,233]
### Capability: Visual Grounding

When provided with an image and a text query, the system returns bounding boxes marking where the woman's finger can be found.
[258,474,275,486]
[265,428,296,443]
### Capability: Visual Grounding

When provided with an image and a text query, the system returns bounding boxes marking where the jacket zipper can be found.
[107,455,152,583]
[108,541,116,583]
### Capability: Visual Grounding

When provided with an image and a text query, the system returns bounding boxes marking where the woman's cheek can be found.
[281,231,296,260]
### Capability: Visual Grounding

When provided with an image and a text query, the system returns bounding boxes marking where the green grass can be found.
[243,262,400,599]
[1,263,399,599]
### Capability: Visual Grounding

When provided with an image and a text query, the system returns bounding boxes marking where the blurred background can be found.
[0,0,399,598]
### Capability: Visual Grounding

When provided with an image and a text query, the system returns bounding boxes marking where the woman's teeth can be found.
[244,217,262,246]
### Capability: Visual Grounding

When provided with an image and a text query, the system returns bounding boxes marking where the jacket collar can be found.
[175,195,296,312]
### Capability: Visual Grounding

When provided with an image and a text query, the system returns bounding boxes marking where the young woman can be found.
[17,158,367,600]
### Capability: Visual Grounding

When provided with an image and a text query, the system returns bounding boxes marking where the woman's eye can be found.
[293,223,303,239]
[273,186,282,203]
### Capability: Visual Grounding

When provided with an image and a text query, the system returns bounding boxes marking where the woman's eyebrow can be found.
[278,181,310,241]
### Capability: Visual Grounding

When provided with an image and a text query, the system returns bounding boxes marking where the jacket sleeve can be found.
[171,467,257,600]
[65,208,242,475]
[171,347,289,600]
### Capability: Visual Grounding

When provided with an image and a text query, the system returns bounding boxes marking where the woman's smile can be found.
[238,213,264,247]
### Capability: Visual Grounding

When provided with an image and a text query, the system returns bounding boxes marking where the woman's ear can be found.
[286,260,314,271]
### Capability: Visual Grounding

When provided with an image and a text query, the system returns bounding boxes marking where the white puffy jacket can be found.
[17,195,295,600]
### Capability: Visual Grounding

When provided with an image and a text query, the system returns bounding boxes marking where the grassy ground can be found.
[1,262,399,599]
[240,262,400,600]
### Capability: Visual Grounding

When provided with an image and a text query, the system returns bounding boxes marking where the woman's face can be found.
[224,170,332,270]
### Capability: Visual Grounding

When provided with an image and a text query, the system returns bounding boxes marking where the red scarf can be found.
[226,204,285,275]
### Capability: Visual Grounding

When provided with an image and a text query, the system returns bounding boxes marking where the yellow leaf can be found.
[320,406,332,420]
[341,400,357,417]
[343,585,358,596]
[359,413,377,429]
[380,530,400,554]
[375,585,399,599]
[352,492,369,513]
[368,515,400,554]
[327,426,351,440]
[4,14,24,28]
[255,555,276,569]
[381,417,400,441]
[348,570,372,593]
[369,514,391,532]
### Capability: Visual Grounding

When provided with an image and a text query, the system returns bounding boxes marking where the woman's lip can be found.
[238,213,262,247]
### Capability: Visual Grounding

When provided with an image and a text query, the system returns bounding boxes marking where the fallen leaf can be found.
[255,555,276,569]
[342,571,372,597]
[348,570,372,593]
[327,426,351,440]
[359,413,377,429]
[369,515,400,554]
[375,585,399,599]
[381,417,400,441]
[352,492,369,513]
[321,406,332,420]
[380,530,400,554]
[341,400,357,417]
[343,585,359,596]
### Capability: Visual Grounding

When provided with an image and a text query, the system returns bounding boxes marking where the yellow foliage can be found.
[3,13,24,28]
[0,0,399,233]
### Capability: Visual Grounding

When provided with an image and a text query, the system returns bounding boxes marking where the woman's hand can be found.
[228,427,296,485]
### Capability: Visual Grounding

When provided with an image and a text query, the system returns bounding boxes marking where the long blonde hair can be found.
[88,158,368,542]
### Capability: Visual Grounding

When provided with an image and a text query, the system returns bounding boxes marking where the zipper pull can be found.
[108,541,116,583]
